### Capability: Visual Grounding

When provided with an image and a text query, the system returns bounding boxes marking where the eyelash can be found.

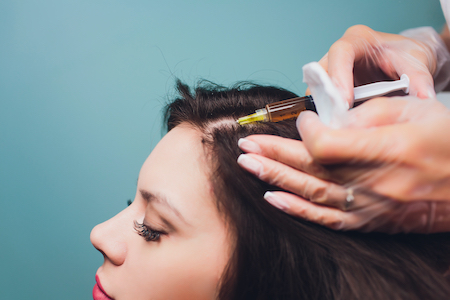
[133,221,165,242]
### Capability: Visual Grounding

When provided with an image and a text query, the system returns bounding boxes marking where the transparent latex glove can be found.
[237,96,450,233]
[316,25,450,106]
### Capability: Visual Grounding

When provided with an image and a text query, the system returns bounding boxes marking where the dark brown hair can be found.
[164,80,450,300]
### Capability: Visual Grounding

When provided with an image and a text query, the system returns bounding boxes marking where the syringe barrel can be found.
[265,95,316,122]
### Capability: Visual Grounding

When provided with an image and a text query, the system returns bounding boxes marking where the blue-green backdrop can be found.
[0,1,445,299]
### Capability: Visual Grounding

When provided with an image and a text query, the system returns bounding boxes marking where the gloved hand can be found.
[237,96,450,233]
[317,25,450,107]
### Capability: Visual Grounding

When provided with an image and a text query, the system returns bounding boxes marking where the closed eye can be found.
[133,221,166,242]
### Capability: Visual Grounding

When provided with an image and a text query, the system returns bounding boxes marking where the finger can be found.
[389,52,435,99]
[377,35,436,99]
[326,25,382,106]
[266,191,400,232]
[264,191,350,230]
[266,191,448,234]
[238,135,327,177]
[327,42,355,105]
[237,153,348,209]
[297,111,398,164]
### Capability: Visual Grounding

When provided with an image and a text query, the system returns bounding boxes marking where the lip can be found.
[93,274,113,300]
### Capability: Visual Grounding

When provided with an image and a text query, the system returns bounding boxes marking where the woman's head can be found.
[90,123,233,299]
[91,80,450,300]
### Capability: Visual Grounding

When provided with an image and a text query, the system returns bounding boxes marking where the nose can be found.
[90,208,131,266]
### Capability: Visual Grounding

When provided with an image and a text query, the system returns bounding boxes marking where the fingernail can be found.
[296,111,307,125]
[427,88,436,99]
[238,138,262,154]
[296,111,314,131]
[264,191,290,211]
[237,154,263,176]
[417,87,436,99]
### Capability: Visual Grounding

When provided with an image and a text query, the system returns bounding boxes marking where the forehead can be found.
[138,124,216,220]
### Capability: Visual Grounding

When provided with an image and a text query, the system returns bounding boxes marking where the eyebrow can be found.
[139,189,189,226]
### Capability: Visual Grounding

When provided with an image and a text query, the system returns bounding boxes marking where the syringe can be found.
[236,74,410,125]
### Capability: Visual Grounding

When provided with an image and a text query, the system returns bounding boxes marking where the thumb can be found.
[339,96,419,129]
[297,110,396,165]
[318,54,354,107]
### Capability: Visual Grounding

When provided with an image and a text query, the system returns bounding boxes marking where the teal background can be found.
[0,0,445,299]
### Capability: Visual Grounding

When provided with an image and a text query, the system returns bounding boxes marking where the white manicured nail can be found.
[264,191,290,211]
[427,88,436,99]
[238,138,262,154]
[237,154,263,176]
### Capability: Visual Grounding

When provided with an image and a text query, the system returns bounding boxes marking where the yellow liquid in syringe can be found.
[237,96,315,125]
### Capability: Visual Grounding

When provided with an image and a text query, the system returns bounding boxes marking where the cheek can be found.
[122,234,231,300]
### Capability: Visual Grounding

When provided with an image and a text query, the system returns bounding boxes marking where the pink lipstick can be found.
[93,275,113,300]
